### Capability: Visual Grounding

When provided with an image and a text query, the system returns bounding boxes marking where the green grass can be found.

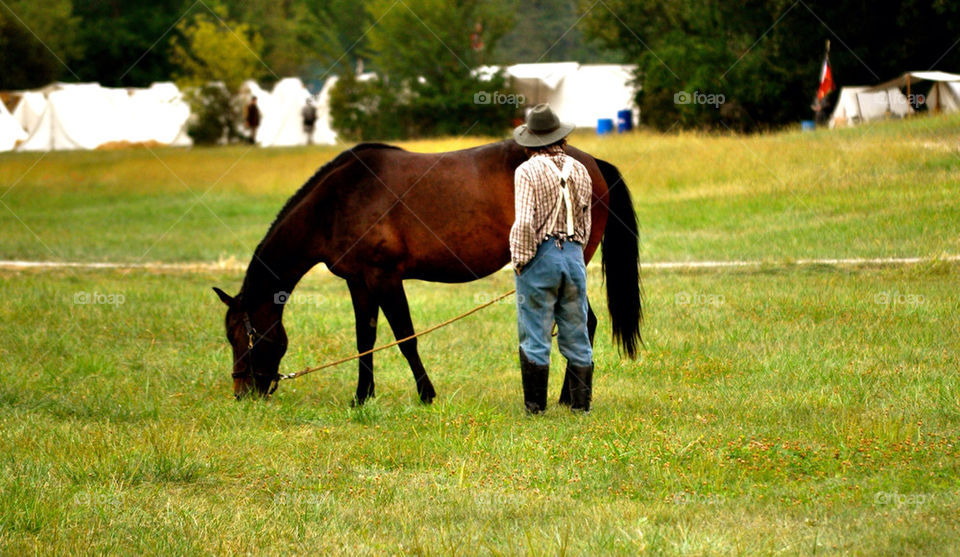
[1,116,959,554]
[1,114,959,263]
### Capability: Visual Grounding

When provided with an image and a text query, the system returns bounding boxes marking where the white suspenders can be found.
[542,157,576,238]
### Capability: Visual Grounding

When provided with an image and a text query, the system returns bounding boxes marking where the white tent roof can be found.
[828,86,914,128]
[868,71,960,91]
[0,99,28,151]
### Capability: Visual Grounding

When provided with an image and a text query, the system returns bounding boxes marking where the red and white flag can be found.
[816,54,835,101]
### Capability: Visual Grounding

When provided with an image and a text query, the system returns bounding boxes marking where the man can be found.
[510,103,594,414]
[245,96,261,145]
[302,98,317,145]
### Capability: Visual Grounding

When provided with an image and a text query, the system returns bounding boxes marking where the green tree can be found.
[170,5,264,92]
[229,0,369,87]
[170,5,265,144]
[70,0,185,87]
[492,0,615,64]
[332,0,517,139]
[582,0,960,130]
[0,0,81,90]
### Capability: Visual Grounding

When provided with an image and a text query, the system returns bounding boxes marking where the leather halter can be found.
[232,312,281,395]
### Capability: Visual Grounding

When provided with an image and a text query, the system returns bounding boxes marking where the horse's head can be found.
[213,287,288,399]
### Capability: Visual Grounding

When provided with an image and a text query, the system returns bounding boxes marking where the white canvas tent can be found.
[476,62,637,128]
[125,82,192,145]
[12,91,47,138]
[924,81,960,113]
[311,76,345,146]
[14,82,192,151]
[828,86,913,128]
[0,99,27,151]
[16,83,116,150]
[867,70,960,114]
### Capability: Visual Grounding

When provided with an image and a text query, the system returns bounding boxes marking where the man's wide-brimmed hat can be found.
[513,103,574,147]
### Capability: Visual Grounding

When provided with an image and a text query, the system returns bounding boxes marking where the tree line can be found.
[2,0,958,134]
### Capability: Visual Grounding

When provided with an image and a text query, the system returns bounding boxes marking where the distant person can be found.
[245,96,261,144]
[301,98,317,145]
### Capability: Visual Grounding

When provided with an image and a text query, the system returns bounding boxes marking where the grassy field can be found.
[1,115,959,554]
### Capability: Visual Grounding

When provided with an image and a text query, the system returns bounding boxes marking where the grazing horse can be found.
[213,140,642,403]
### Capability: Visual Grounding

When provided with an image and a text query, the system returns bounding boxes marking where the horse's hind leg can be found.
[348,280,379,405]
[560,301,597,405]
[375,279,437,404]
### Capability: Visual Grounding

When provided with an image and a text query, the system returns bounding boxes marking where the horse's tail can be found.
[597,158,643,358]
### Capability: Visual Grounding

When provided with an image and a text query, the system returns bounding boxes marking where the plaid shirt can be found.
[509,145,592,270]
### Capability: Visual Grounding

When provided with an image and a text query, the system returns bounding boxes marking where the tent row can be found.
[2,64,640,152]
[829,70,960,128]
[1,77,342,152]
[8,82,192,151]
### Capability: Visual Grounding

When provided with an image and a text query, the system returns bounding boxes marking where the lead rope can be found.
[278,288,516,383]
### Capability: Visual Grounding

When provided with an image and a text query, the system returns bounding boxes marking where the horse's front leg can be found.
[348,280,379,405]
[373,278,437,404]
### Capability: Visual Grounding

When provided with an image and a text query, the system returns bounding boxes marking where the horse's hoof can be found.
[352,395,373,407]
[417,382,436,405]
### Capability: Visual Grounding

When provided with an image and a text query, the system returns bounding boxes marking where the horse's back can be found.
[324,140,608,280]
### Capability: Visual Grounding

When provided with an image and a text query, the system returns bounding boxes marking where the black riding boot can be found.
[558,368,574,406]
[567,362,593,412]
[519,348,549,414]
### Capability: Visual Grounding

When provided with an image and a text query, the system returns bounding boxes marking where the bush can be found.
[183,84,246,145]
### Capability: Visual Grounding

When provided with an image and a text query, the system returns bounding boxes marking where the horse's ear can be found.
[212,287,236,307]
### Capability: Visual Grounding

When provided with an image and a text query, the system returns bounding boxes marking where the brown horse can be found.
[213,139,641,403]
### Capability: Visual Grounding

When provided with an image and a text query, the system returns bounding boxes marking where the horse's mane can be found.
[252,142,403,258]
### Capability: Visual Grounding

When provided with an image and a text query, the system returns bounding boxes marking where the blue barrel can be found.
[801,120,816,131]
[617,109,633,132]
[597,118,614,135]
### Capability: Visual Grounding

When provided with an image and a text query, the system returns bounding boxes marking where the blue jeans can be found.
[516,239,593,367]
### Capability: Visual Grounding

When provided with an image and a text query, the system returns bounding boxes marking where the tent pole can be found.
[906,74,911,115]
